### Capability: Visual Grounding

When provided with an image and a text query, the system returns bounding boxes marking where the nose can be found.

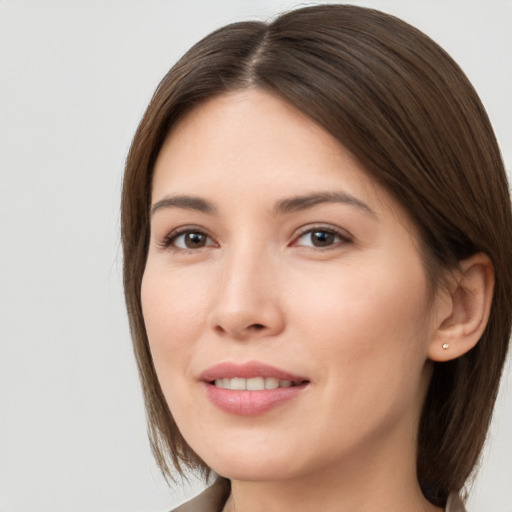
[209,248,285,341]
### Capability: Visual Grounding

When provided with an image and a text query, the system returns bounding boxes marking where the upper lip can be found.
[200,361,308,384]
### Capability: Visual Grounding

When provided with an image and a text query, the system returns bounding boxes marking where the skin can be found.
[140,89,480,511]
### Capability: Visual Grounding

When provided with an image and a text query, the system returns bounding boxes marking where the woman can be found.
[121,5,511,511]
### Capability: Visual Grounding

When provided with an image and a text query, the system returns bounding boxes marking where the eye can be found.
[164,229,216,250]
[294,227,349,248]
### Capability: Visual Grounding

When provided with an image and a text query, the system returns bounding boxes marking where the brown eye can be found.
[183,232,207,248]
[294,228,349,248]
[168,230,215,250]
[310,231,336,247]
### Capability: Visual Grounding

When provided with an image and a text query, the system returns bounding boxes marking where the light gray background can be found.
[0,1,510,511]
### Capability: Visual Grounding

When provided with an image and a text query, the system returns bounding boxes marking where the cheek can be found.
[297,255,427,331]
[290,255,431,389]
[140,266,210,384]
[288,261,432,449]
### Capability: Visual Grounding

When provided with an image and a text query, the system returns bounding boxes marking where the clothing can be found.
[171,485,468,512]
[172,484,226,512]
[445,492,467,512]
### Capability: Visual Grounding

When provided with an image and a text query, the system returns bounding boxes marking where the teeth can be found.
[213,377,294,390]
[265,377,279,389]
[247,377,264,390]
[231,378,246,390]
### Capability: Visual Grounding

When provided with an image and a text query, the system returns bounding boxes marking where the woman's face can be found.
[142,90,444,484]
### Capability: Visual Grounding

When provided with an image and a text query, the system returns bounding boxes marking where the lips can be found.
[200,362,309,416]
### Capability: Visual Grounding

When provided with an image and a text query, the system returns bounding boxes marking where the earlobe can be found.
[428,253,494,362]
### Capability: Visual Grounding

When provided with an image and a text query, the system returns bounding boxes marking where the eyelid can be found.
[291,224,353,248]
[158,225,218,250]
[155,223,352,251]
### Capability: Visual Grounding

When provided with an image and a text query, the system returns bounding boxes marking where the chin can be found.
[196,440,304,483]
[212,460,297,483]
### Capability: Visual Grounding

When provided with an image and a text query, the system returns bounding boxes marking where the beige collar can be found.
[173,486,468,512]
[446,492,467,512]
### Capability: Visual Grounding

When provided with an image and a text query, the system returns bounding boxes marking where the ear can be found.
[428,253,494,362]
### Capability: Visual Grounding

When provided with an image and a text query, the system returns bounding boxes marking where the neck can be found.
[222,430,442,512]
[224,472,441,512]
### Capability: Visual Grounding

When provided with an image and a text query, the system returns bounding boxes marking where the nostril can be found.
[250,323,265,330]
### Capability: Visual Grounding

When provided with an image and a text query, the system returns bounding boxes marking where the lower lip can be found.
[203,382,307,416]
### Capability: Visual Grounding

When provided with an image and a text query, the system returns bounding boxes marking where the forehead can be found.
[153,90,372,198]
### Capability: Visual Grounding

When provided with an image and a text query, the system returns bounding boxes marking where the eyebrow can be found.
[274,191,376,217]
[150,191,376,218]
[151,195,217,216]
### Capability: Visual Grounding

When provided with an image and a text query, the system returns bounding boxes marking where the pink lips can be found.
[200,362,309,416]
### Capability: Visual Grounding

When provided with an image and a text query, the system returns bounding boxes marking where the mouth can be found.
[211,377,302,390]
[200,361,309,388]
[200,362,309,416]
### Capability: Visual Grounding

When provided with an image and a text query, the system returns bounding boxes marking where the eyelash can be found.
[293,225,353,249]
[159,225,353,252]
[160,226,216,251]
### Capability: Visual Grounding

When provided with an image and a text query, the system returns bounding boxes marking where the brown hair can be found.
[121,4,512,507]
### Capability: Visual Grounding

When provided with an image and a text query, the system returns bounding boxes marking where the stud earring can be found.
[442,343,449,350]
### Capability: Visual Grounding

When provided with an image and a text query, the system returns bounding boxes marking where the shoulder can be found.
[445,492,467,512]
[171,485,466,512]
[171,482,229,512]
